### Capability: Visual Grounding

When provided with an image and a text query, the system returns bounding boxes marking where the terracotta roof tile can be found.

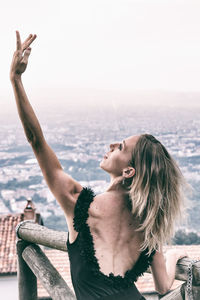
[0,214,23,275]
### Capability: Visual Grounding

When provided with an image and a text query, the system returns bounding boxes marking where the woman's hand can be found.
[10,31,37,81]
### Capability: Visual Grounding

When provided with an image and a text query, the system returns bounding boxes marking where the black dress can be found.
[67,187,155,300]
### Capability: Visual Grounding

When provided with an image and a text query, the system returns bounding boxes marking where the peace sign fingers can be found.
[16,31,37,52]
[22,34,37,51]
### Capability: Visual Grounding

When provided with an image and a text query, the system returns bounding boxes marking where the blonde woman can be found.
[10,32,187,300]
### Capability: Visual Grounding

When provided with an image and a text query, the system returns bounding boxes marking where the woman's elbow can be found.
[155,285,170,296]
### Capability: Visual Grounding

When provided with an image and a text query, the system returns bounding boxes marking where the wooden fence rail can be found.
[16,220,67,251]
[16,221,200,300]
[22,243,75,300]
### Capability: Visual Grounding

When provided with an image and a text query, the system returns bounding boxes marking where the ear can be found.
[122,166,135,179]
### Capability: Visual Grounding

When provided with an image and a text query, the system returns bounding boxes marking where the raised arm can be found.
[151,248,187,295]
[10,31,82,218]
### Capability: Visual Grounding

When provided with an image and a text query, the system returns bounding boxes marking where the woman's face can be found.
[100,135,139,178]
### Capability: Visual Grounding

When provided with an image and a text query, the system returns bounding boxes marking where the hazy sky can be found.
[1,0,200,109]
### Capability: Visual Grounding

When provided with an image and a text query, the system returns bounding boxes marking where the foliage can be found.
[173,229,200,245]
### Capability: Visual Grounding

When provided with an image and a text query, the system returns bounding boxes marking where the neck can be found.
[106,174,125,192]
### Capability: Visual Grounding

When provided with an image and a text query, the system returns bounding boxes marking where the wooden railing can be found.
[16,221,200,300]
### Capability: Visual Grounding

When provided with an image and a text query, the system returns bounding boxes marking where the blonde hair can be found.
[128,134,186,255]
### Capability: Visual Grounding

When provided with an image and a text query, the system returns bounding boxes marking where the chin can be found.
[99,160,108,172]
[99,160,104,169]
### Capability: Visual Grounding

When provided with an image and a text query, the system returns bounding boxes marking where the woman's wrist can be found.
[10,73,22,83]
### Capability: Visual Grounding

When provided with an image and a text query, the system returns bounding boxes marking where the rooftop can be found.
[0,214,22,275]
[0,199,42,275]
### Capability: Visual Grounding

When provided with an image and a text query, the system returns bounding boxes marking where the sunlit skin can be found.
[10,31,188,296]
[100,135,139,184]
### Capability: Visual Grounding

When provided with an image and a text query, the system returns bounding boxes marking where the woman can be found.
[10,32,187,300]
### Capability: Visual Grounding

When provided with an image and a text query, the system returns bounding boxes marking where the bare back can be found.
[68,190,144,277]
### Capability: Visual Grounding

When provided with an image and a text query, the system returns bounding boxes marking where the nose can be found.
[109,143,116,151]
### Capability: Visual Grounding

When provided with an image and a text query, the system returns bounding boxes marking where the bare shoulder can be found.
[89,191,124,218]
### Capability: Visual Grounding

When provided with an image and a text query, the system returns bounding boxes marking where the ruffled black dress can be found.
[67,187,155,300]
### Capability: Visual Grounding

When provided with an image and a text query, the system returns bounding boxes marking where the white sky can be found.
[1,0,200,110]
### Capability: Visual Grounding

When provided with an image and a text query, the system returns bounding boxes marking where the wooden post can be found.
[17,221,68,251]
[192,261,200,286]
[17,239,37,300]
[192,286,200,299]
[22,243,76,300]
[176,259,200,285]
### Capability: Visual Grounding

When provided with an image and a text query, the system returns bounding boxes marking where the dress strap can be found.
[73,187,95,232]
